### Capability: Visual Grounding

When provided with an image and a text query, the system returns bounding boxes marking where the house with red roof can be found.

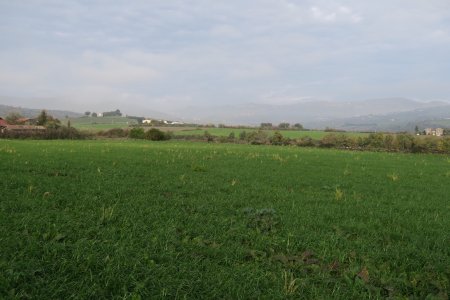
[16,117,38,125]
[0,117,8,127]
[0,117,45,133]
[0,117,8,133]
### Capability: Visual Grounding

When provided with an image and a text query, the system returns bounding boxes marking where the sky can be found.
[1,0,450,116]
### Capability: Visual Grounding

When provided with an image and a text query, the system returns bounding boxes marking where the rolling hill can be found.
[170,98,450,131]
[0,104,82,119]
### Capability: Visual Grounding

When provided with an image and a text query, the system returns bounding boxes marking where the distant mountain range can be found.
[170,98,450,131]
[2,97,450,132]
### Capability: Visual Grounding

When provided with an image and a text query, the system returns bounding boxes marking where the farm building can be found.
[424,128,444,137]
[16,118,38,125]
[0,124,46,133]
[0,118,8,133]
[0,117,8,127]
[142,119,184,125]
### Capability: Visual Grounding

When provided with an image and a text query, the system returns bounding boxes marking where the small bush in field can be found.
[129,127,145,139]
[145,128,170,141]
[100,128,128,138]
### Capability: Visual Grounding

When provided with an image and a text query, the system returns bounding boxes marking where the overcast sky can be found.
[1,0,450,115]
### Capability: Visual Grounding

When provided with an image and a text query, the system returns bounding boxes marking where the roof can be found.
[17,118,35,123]
[4,125,46,130]
[0,118,8,126]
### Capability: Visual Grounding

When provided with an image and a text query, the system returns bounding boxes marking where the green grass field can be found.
[1,140,449,299]
[69,116,138,132]
[174,128,368,139]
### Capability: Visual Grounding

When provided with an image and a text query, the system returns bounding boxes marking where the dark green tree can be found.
[103,109,122,117]
[37,110,48,126]
[260,123,272,129]
[278,122,290,129]
[46,117,61,129]
[293,123,303,130]
[239,131,247,140]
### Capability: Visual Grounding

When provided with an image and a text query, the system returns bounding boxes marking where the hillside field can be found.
[0,140,449,299]
[68,116,138,131]
[66,118,370,138]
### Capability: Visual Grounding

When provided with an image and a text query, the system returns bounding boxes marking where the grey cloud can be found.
[0,0,450,116]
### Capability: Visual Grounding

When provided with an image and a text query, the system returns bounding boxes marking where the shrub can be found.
[129,127,145,139]
[246,130,269,145]
[320,134,338,148]
[395,134,414,151]
[296,136,315,147]
[383,135,395,150]
[145,128,170,141]
[239,131,247,140]
[365,133,384,149]
[270,131,285,145]
[99,128,128,138]
[203,131,214,142]
[320,134,355,148]
[411,137,438,153]
[437,137,450,153]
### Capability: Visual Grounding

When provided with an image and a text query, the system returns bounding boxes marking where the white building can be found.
[424,128,444,137]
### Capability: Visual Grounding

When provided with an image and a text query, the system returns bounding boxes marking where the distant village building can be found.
[141,119,184,125]
[15,118,38,125]
[0,117,9,133]
[0,124,46,134]
[4,125,46,131]
[0,117,8,127]
[424,128,444,137]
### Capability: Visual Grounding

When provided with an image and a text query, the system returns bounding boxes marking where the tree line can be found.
[3,113,450,154]
[177,130,450,154]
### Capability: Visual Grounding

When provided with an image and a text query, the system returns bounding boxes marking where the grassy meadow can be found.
[69,116,138,132]
[66,116,369,139]
[0,140,449,299]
